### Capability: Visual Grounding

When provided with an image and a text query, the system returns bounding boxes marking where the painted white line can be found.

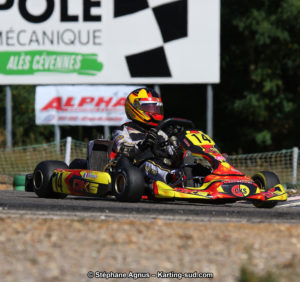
[278,202,300,208]
[287,195,300,201]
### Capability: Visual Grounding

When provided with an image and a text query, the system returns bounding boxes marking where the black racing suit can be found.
[111,122,182,183]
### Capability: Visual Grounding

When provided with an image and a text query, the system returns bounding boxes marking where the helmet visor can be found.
[139,102,164,115]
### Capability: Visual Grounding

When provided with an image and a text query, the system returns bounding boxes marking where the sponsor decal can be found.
[215,155,226,161]
[73,178,90,193]
[231,184,250,197]
[183,138,190,147]
[83,172,98,179]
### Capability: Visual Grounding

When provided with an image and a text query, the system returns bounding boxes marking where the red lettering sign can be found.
[112,97,125,107]
[42,97,63,111]
[95,97,113,107]
[78,97,95,107]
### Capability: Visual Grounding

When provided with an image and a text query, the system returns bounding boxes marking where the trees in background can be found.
[0,85,54,147]
[214,0,300,153]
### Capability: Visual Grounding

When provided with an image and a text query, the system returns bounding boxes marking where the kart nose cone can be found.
[220,183,258,198]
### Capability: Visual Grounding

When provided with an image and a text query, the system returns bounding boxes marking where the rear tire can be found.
[33,161,68,198]
[252,171,280,208]
[112,158,144,202]
[69,158,88,169]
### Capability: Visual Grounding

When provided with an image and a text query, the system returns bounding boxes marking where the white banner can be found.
[0,0,220,84]
[35,85,140,126]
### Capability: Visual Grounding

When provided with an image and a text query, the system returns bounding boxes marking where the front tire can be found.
[252,171,280,208]
[112,158,144,202]
[33,160,68,198]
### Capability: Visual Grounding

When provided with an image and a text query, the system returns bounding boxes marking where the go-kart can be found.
[25,118,287,208]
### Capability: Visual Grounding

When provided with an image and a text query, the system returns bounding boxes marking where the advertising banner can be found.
[35,85,139,126]
[0,0,220,84]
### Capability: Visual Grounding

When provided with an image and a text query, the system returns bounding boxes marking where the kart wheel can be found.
[112,158,144,202]
[252,171,280,208]
[69,158,88,169]
[33,161,68,199]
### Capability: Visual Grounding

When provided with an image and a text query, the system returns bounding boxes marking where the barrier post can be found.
[292,147,299,185]
[55,124,60,153]
[6,86,12,151]
[65,137,72,165]
[206,85,213,138]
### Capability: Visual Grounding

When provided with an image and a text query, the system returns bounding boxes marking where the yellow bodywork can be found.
[52,169,111,195]
[155,181,211,199]
[264,184,287,201]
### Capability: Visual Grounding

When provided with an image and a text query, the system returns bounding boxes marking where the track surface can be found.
[0,190,299,223]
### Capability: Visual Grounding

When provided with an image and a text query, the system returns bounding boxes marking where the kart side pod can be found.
[52,169,111,197]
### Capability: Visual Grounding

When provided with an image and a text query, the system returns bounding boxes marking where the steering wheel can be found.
[133,118,194,166]
[157,118,195,137]
[151,118,195,157]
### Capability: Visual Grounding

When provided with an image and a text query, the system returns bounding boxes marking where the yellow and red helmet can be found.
[125,88,164,127]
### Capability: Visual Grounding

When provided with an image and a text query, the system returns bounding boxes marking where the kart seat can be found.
[87,139,113,171]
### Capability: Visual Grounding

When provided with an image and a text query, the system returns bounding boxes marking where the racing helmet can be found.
[125,88,164,127]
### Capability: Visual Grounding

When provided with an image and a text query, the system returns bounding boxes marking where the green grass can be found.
[238,265,278,282]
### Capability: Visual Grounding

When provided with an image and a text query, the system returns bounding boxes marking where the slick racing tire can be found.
[69,158,88,169]
[33,160,68,199]
[252,171,280,208]
[112,158,145,202]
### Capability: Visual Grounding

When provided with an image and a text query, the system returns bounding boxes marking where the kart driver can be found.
[111,87,184,184]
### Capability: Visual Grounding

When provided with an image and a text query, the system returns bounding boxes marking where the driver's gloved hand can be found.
[174,125,184,135]
[139,128,158,151]
[165,125,184,137]
[165,125,174,137]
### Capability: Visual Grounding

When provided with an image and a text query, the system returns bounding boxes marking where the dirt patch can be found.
[0,175,13,190]
[0,184,13,190]
[0,217,299,282]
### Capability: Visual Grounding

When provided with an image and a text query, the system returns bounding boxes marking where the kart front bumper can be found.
[153,181,288,203]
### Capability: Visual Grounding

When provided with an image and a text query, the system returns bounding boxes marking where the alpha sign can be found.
[35,85,140,125]
[0,0,220,84]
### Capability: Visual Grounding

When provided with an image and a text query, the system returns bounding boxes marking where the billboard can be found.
[35,85,140,126]
[0,0,220,84]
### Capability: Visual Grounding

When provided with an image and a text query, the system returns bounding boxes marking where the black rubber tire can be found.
[25,174,34,192]
[69,158,88,169]
[252,171,280,208]
[33,160,68,198]
[112,158,145,202]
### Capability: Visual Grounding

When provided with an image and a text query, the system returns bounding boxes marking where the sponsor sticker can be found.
[231,184,250,197]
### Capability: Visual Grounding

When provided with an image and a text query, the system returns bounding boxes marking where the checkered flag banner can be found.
[114,0,188,77]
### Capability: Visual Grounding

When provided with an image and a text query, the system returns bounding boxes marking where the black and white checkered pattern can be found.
[114,0,188,78]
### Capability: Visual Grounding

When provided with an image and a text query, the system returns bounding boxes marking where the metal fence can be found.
[230,147,299,189]
[0,138,86,175]
[0,139,299,189]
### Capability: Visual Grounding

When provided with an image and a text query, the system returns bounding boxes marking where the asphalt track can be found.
[0,190,299,223]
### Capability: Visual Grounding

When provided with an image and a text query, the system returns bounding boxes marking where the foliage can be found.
[0,86,54,147]
[214,0,300,153]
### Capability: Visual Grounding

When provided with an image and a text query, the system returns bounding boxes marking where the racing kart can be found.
[25,118,287,208]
